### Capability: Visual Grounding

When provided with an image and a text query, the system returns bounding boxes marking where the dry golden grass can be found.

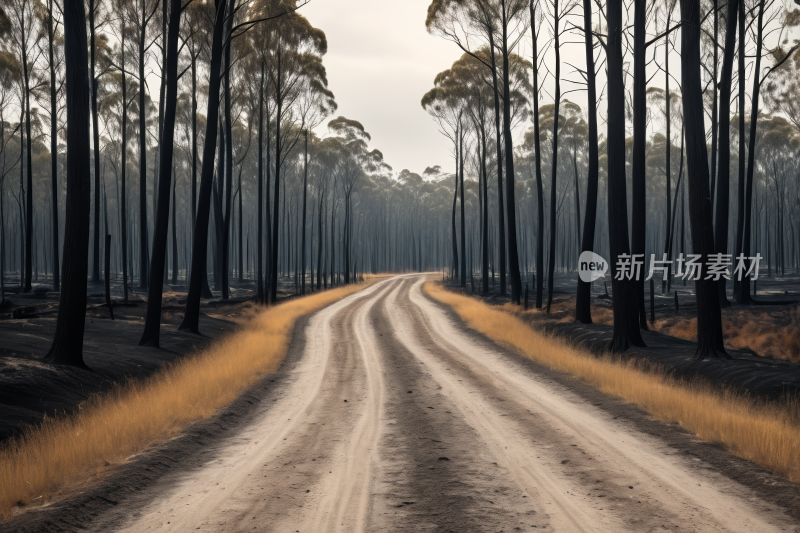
[0,281,373,520]
[425,281,800,482]
[652,306,800,362]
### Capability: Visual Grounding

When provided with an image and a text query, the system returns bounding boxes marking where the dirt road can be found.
[83,276,800,532]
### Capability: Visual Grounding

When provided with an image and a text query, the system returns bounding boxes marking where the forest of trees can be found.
[422,0,800,356]
[0,0,799,364]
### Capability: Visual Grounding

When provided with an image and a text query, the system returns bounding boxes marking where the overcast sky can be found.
[302,0,464,177]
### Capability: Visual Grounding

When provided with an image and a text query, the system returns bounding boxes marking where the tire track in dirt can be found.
[109,278,397,533]
[395,276,798,532]
[366,277,540,531]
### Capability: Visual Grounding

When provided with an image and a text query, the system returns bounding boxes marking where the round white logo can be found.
[579,251,607,283]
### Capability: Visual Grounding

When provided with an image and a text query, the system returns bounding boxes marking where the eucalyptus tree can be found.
[422,72,464,280]
[714,0,739,306]
[241,49,267,301]
[606,0,645,352]
[5,0,44,292]
[266,3,327,302]
[426,0,530,302]
[327,116,390,283]
[294,53,335,295]
[139,0,187,347]
[630,0,648,328]
[733,0,747,299]
[106,4,137,303]
[0,52,22,303]
[543,0,576,313]
[679,0,728,359]
[423,65,468,286]
[179,0,229,333]
[179,0,208,233]
[631,0,680,328]
[496,0,529,303]
[737,0,798,303]
[88,0,111,283]
[44,0,92,366]
[122,0,160,290]
[651,0,679,292]
[574,0,600,323]
[36,0,64,291]
[450,51,493,292]
[529,0,545,308]
[313,135,340,289]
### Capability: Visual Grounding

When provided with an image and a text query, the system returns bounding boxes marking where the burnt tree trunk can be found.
[575,0,599,323]
[631,0,648,329]
[172,166,178,283]
[140,0,182,347]
[120,22,129,304]
[530,0,545,308]
[546,4,561,313]
[257,60,265,303]
[90,0,101,283]
[738,0,765,305]
[20,9,33,293]
[221,0,233,300]
[179,0,227,333]
[138,0,149,290]
[44,0,92,367]
[680,0,729,359]
[460,120,466,288]
[301,130,308,294]
[481,124,489,293]
[488,28,507,296]
[715,0,738,307]
[270,56,283,303]
[46,0,60,292]
[733,0,746,300]
[606,0,645,352]
[452,125,459,278]
[501,2,522,303]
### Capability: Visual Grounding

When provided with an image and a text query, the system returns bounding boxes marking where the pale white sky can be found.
[302,0,463,176]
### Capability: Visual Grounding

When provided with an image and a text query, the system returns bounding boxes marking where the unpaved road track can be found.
[15,275,800,532]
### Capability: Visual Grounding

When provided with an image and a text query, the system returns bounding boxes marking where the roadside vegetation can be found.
[0,280,374,520]
[508,285,800,363]
[651,308,800,363]
[425,280,800,483]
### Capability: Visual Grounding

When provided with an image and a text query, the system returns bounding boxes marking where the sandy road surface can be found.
[93,275,799,532]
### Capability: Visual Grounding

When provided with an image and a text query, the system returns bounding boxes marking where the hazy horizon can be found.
[303,0,463,178]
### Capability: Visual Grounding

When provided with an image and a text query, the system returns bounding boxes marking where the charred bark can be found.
[140,0,182,347]
[606,0,645,352]
[575,0,599,324]
[179,0,227,333]
[680,0,729,359]
[44,0,92,367]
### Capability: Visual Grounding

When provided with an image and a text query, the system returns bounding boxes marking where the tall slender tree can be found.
[679,0,728,359]
[140,0,182,346]
[606,0,645,351]
[574,0,599,323]
[44,0,92,366]
[714,0,739,307]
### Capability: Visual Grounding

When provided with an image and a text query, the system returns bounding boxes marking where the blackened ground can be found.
[0,275,321,443]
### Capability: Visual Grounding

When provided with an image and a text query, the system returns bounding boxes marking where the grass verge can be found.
[424,280,800,482]
[0,280,377,520]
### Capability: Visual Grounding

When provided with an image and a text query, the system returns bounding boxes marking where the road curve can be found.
[106,275,798,532]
